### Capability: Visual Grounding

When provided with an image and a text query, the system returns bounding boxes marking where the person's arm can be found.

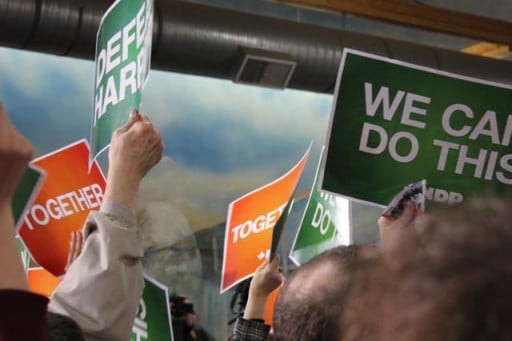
[0,104,48,340]
[232,257,283,341]
[0,104,34,290]
[49,111,163,341]
[244,257,282,320]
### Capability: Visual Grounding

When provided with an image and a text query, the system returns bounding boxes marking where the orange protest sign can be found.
[19,140,106,277]
[27,267,61,297]
[221,147,310,293]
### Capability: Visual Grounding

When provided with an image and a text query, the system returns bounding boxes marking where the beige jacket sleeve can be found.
[48,203,145,341]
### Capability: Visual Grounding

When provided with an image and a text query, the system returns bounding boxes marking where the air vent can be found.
[233,47,296,89]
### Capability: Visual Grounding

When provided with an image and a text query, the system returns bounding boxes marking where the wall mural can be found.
[0,45,381,339]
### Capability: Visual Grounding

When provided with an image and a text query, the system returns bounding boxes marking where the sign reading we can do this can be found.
[322,49,512,207]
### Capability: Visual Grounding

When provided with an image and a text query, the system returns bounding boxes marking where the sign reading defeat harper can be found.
[322,49,512,206]
[91,0,153,159]
[19,140,106,277]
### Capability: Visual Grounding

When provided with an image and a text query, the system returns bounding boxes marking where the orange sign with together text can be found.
[221,147,310,293]
[19,140,106,277]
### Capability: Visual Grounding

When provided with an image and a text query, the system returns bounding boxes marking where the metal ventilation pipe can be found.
[0,0,511,93]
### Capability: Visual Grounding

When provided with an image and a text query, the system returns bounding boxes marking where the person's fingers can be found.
[116,110,140,134]
[140,113,152,123]
[77,232,83,254]
[70,232,77,261]
[136,115,154,133]
[67,232,74,254]
[65,232,75,271]
[394,201,416,227]
[255,258,268,272]
[268,256,279,270]
[377,215,393,229]
[379,201,417,251]
[71,232,78,258]
[144,132,162,148]
[72,231,83,260]
[147,139,164,165]
[379,201,416,229]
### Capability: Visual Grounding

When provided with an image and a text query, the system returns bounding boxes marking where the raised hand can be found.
[378,200,417,251]
[103,110,164,212]
[244,257,284,320]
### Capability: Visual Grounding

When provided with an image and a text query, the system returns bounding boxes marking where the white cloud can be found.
[1,47,334,151]
[0,48,94,145]
[0,48,93,102]
[142,69,333,145]
[138,156,291,230]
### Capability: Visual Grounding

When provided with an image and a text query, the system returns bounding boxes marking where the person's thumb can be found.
[116,110,140,134]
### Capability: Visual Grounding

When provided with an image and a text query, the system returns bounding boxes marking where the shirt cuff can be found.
[234,317,271,339]
[100,202,136,228]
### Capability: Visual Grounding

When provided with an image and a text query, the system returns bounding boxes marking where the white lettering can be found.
[24,185,104,228]
[388,131,418,163]
[105,31,122,74]
[469,110,500,145]
[496,154,512,185]
[231,203,287,243]
[359,122,387,155]
[401,93,430,129]
[364,83,405,120]
[442,104,473,137]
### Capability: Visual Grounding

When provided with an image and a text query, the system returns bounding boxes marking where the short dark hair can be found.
[273,245,374,341]
[47,312,84,341]
[342,197,512,341]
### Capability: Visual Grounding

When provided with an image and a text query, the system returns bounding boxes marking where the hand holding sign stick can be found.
[105,110,164,213]
[378,180,426,251]
[244,257,284,321]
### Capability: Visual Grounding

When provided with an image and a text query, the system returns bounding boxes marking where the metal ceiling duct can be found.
[0,0,511,93]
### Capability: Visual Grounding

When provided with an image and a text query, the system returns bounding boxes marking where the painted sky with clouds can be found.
[0,46,333,230]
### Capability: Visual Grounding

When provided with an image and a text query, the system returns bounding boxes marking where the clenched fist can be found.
[103,110,164,211]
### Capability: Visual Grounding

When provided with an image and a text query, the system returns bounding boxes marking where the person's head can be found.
[170,294,195,321]
[342,197,512,341]
[47,312,84,341]
[273,245,377,341]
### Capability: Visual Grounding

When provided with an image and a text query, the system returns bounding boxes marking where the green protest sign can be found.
[322,49,512,206]
[290,149,351,265]
[11,165,45,231]
[131,275,173,341]
[16,237,31,272]
[91,0,153,160]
